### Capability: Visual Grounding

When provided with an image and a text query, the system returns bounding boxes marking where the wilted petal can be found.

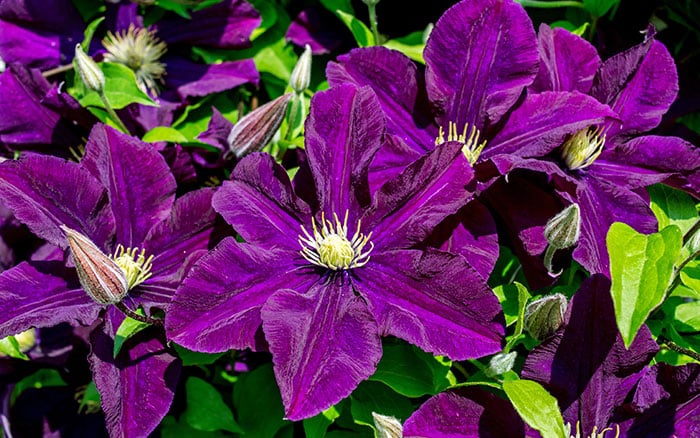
[482,91,618,160]
[403,388,526,437]
[305,84,385,220]
[80,124,176,248]
[261,280,381,420]
[367,142,473,249]
[0,261,98,338]
[530,24,600,94]
[522,274,659,434]
[0,153,114,249]
[90,309,179,438]
[425,0,538,130]
[327,47,436,155]
[214,153,311,251]
[165,238,316,353]
[358,249,504,360]
[137,188,217,310]
[155,0,260,49]
[592,37,678,137]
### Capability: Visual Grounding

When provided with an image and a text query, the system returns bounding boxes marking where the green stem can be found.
[114,301,163,325]
[543,245,558,275]
[662,340,700,362]
[683,218,700,246]
[42,63,74,78]
[451,361,470,380]
[516,0,585,8]
[366,2,381,45]
[98,92,130,135]
[668,247,700,295]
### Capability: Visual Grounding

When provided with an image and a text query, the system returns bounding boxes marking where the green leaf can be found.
[232,363,290,436]
[320,0,354,15]
[349,381,413,431]
[0,335,29,361]
[336,10,375,47]
[582,0,619,17]
[493,282,531,327]
[183,377,243,433]
[82,16,105,50]
[77,381,101,414]
[113,315,150,357]
[369,338,452,397]
[70,0,105,22]
[78,63,156,109]
[172,344,225,366]
[681,260,700,296]
[142,127,190,144]
[304,406,341,438]
[648,184,699,235]
[383,30,426,64]
[253,40,297,82]
[159,416,229,438]
[11,369,67,405]
[671,300,700,332]
[503,379,567,438]
[608,222,683,348]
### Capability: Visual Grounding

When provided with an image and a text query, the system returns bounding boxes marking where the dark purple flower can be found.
[0,123,218,436]
[495,24,700,275]
[326,0,615,280]
[166,83,504,420]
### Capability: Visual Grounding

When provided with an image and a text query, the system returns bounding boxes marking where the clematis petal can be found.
[522,274,659,434]
[154,0,260,49]
[214,153,311,251]
[305,84,385,220]
[136,188,217,310]
[0,261,99,338]
[591,37,678,137]
[164,57,259,100]
[261,279,381,420]
[367,141,473,249]
[327,46,436,155]
[89,308,179,438]
[424,0,538,130]
[530,24,601,94]
[165,238,316,353]
[81,124,177,248]
[483,91,618,160]
[357,249,504,360]
[573,176,657,276]
[0,153,114,249]
[403,388,527,437]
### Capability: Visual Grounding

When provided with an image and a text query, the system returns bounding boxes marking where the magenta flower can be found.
[166,84,505,420]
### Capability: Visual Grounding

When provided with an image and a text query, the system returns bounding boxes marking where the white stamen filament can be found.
[298,211,374,270]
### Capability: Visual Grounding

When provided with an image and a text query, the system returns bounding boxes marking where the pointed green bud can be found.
[485,351,517,377]
[524,293,568,341]
[61,225,128,305]
[227,93,293,159]
[289,44,312,94]
[372,412,403,438]
[544,203,581,250]
[74,44,105,93]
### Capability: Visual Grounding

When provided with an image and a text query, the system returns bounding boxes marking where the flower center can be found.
[298,211,374,270]
[112,244,154,290]
[102,24,167,95]
[565,422,620,438]
[435,121,486,165]
[561,127,606,170]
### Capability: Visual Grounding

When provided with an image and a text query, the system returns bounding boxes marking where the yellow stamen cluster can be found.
[102,24,167,95]
[112,244,154,290]
[561,127,606,170]
[298,211,374,270]
[565,422,620,438]
[435,121,487,165]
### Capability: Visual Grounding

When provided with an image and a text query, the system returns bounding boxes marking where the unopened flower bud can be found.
[61,225,128,305]
[372,412,403,438]
[524,293,568,341]
[485,351,517,377]
[544,203,581,250]
[289,44,312,94]
[227,93,293,159]
[74,44,105,93]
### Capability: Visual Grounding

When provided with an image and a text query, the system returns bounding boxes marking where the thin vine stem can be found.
[515,0,585,9]
[114,301,164,325]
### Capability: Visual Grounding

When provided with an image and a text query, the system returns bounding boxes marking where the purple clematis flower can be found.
[402,275,673,437]
[493,24,700,276]
[0,123,218,437]
[325,0,616,281]
[166,83,505,420]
